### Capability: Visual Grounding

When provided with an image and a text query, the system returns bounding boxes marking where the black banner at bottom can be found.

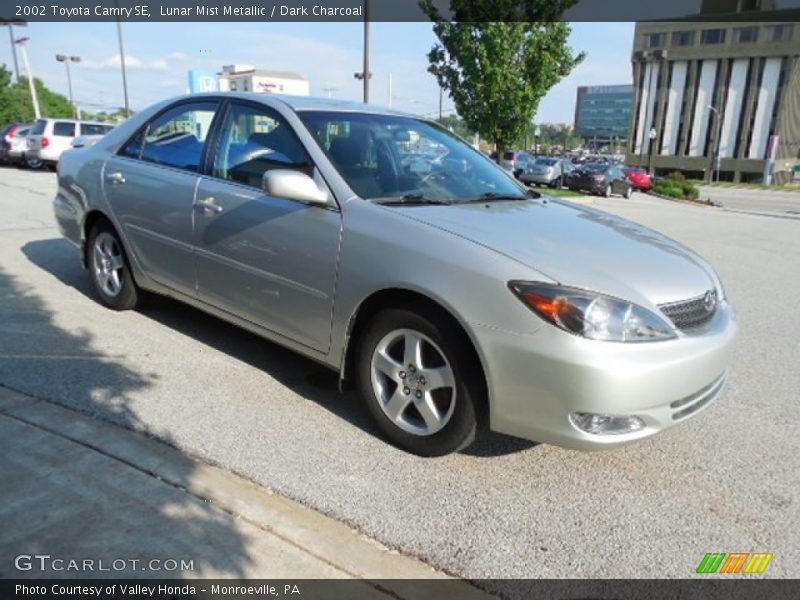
[2,579,799,600]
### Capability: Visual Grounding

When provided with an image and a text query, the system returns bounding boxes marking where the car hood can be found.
[389,198,716,306]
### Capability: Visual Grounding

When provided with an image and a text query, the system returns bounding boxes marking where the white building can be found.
[218,65,310,96]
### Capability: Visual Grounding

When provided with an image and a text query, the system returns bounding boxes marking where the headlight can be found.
[509,282,676,342]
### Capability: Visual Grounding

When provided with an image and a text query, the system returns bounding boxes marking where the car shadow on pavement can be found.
[0,258,254,578]
[22,237,539,458]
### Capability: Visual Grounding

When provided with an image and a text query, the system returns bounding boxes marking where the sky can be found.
[0,21,635,124]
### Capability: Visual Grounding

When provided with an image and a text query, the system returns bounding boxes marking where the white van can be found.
[26,118,114,168]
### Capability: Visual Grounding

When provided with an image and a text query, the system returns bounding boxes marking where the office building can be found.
[627,3,799,182]
[574,84,633,146]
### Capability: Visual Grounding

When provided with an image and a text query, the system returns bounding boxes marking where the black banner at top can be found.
[2,0,800,22]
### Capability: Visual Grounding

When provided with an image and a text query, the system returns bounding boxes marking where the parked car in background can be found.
[519,156,574,188]
[53,93,735,456]
[1,123,33,166]
[26,118,114,169]
[623,167,652,191]
[502,150,534,177]
[567,163,633,198]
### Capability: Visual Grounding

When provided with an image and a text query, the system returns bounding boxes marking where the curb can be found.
[0,386,491,597]
[646,190,720,208]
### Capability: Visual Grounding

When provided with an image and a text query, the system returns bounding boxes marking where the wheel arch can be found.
[341,287,490,430]
[81,210,114,268]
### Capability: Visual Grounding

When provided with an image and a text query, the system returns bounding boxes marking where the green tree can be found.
[420,1,585,161]
[0,64,74,124]
[437,114,475,142]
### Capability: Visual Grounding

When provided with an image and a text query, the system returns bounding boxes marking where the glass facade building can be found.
[574,84,634,144]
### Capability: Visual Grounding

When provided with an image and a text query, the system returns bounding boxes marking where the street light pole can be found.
[4,23,22,82]
[56,54,81,119]
[14,37,40,119]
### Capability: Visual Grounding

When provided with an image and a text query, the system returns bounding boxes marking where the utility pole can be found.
[15,37,40,119]
[353,0,371,103]
[362,0,370,103]
[116,21,130,117]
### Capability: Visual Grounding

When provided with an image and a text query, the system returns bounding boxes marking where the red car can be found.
[623,167,652,191]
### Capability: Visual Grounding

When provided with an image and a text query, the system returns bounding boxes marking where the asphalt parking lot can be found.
[0,167,797,586]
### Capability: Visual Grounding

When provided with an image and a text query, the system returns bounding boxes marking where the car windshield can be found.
[299,111,525,203]
[535,158,558,166]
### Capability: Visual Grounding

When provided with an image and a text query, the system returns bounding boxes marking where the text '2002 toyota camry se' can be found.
[53,94,736,456]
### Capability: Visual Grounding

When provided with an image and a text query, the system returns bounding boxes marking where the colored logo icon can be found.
[696,552,773,574]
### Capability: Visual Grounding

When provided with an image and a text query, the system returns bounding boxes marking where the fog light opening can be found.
[570,412,645,435]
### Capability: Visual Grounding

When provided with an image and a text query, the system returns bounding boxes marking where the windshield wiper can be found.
[456,190,538,204]
[370,193,452,206]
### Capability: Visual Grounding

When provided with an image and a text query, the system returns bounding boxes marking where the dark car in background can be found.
[1,124,23,164]
[623,167,652,191]
[501,150,534,178]
[567,163,633,198]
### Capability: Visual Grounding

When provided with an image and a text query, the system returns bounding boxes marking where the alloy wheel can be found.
[92,232,125,297]
[370,328,456,436]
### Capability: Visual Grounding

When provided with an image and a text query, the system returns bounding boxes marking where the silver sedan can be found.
[53,93,736,456]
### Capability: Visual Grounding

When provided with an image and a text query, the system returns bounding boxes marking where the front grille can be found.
[658,290,717,331]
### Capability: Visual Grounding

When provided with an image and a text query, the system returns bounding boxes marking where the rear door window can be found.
[81,123,110,136]
[53,122,76,137]
[120,100,219,172]
[30,120,47,135]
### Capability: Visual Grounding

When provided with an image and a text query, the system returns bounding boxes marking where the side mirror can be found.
[262,169,329,206]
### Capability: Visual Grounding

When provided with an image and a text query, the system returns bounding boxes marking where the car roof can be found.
[186,92,413,117]
[37,118,112,125]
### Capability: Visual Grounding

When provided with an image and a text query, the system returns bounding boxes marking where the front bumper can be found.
[471,302,736,450]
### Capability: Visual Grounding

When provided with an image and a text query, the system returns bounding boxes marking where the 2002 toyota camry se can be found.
[53,94,736,456]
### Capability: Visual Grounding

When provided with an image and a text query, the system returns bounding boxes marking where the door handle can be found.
[195,196,223,215]
[105,171,126,185]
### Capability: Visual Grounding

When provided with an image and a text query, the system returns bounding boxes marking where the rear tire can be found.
[87,220,141,311]
[356,306,481,456]
[604,184,612,198]
[24,155,43,170]
[624,185,633,199]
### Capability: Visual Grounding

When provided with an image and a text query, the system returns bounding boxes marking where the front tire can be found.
[356,307,481,456]
[604,184,612,198]
[87,221,141,310]
[624,185,633,199]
